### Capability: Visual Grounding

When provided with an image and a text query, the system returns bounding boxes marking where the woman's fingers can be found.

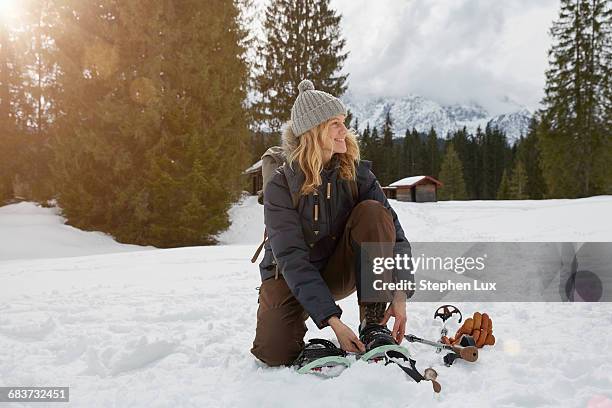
[392,316,407,344]
[343,338,364,353]
[343,341,356,353]
[354,338,366,353]
[392,319,400,343]
[381,306,392,325]
[339,337,354,352]
[398,319,406,343]
[348,330,366,352]
[337,327,366,353]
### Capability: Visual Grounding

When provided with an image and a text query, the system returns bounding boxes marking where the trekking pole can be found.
[434,304,462,340]
[405,334,478,365]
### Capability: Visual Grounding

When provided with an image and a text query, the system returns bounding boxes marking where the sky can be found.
[252,0,560,115]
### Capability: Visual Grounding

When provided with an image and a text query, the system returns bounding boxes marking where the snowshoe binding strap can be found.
[359,324,411,362]
[385,351,442,393]
[359,323,396,352]
[294,339,350,376]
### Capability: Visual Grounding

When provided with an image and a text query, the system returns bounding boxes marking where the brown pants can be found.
[251,200,396,366]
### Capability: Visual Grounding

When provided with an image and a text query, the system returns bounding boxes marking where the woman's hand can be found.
[381,292,407,344]
[328,316,366,353]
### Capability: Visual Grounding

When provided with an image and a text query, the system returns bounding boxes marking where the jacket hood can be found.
[281,121,299,158]
[280,121,303,194]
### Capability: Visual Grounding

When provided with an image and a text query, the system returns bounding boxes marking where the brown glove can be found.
[441,312,495,348]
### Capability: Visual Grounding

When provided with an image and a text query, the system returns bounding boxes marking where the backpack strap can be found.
[258,146,287,206]
[251,173,300,264]
[250,229,268,263]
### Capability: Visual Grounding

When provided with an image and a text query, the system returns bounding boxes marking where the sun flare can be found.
[0,0,21,22]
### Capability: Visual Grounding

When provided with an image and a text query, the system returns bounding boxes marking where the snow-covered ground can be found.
[1,197,611,407]
[0,202,151,261]
[219,194,612,243]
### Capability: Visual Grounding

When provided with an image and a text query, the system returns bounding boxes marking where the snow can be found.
[216,195,263,245]
[393,196,612,242]
[0,202,151,262]
[389,176,426,187]
[1,196,611,407]
[243,159,262,174]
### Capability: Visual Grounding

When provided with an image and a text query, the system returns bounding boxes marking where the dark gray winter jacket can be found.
[259,124,413,329]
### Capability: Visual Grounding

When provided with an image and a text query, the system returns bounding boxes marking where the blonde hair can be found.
[287,118,360,195]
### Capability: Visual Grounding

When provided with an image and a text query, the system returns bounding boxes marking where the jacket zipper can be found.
[327,181,334,239]
[313,191,320,236]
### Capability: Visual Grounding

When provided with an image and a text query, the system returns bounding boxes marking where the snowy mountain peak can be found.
[342,92,532,144]
[487,108,533,140]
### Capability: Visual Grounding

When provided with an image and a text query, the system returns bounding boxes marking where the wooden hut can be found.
[384,175,443,202]
[243,159,263,195]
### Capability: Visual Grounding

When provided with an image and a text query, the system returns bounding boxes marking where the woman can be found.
[251,79,414,367]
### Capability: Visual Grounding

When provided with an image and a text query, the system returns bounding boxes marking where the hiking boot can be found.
[293,338,350,376]
[359,323,397,352]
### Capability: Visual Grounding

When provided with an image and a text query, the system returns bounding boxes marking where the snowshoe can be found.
[293,338,351,377]
[359,323,442,393]
[359,323,412,363]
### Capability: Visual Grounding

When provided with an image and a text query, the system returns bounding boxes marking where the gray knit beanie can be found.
[290,79,347,136]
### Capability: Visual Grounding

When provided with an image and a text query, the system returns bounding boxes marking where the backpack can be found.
[255,146,301,207]
[250,146,358,263]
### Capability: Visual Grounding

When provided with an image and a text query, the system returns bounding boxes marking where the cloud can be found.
[331,0,559,114]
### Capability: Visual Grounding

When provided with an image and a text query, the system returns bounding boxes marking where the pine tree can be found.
[52,0,250,246]
[380,110,395,185]
[252,0,348,134]
[509,160,529,199]
[0,12,40,202]
[0,20,18,202]
[369,126,382,175]
[17,0,61,137]
[400,129,410,178]
[480,124,511,199]
[497,169,511,199]
[409,128,424,175]
[400,128,420,177]
[345,109,353,130]
[516,117,547,198]
[14,0,61,202]
[438,144,467,201]
[424,126,440,177]
[448,127,477,199]
[359,122,371,157]
[539,0,611,197]
[382,111,394,148]
[470,126,485,199]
